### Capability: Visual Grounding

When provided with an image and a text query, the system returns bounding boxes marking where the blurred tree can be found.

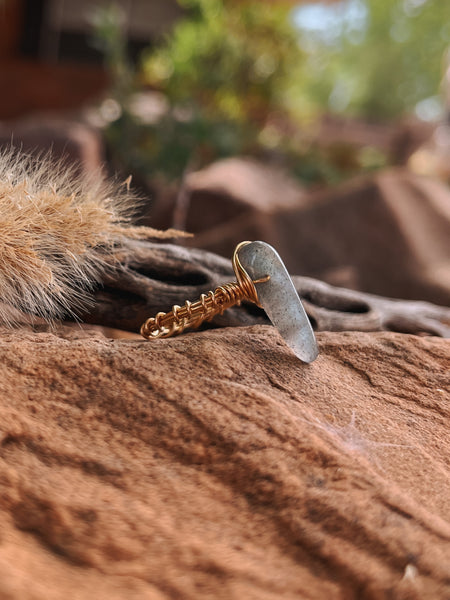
[91,0,448,186]
[294,0,450,121]
[142,0,300,126]
[92,0,305,181]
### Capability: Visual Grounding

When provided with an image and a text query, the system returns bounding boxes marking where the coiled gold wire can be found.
[140,241,266,339]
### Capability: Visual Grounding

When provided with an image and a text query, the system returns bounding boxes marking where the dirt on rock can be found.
[0,325,448,599]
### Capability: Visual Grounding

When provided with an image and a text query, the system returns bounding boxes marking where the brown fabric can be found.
[0,326,449,599]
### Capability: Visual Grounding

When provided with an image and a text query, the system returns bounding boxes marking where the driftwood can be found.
[84,239,450,337]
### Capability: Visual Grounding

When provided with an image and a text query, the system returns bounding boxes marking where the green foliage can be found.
[295,0,450,121]
[92,0,307,181]
[91,0,448,185]
[142,0,300,125]
[88,4,135,103]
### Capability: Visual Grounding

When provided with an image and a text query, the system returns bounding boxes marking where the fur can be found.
[0,148,183,324]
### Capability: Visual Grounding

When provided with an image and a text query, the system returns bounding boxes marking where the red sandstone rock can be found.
[0,117,105,178]
[0,326,448,599]
[148,157,308,239]
[178,165,450,306]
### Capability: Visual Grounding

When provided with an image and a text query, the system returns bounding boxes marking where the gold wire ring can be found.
[140,241,268,339]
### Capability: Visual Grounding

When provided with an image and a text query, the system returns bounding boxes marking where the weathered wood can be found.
[83,239,450,337]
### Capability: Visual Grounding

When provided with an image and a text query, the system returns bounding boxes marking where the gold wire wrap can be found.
[140,241,267,339]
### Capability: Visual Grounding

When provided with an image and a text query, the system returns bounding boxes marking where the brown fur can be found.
[0,148,185,324]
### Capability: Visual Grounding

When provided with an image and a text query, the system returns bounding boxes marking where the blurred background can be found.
[1,0,449,306]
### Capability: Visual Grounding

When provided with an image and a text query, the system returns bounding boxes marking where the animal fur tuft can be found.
[0,147,184,325]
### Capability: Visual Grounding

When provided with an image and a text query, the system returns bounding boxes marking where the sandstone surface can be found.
[0,326,448,599]
[0,117,105,178]
[162,161,450,306]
